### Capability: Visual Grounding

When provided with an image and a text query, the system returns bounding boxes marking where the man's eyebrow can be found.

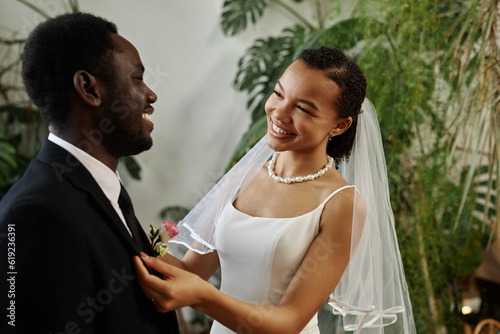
[136,63,145,72]
[277,80,318,111]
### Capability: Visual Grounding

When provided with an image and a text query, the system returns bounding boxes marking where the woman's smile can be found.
[271,122,293,135]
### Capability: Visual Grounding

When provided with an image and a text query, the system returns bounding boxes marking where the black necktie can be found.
[118,184,149,253]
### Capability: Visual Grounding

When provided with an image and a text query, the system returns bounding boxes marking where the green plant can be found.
[0,134,18,190]
[0,33,44,194]
[221,0,371,168]
[219,0,498,332]
[445,0,499,247]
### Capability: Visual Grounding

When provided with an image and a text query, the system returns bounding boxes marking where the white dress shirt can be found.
[48,133,133,236]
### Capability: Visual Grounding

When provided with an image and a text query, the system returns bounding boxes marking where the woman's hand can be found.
[133,252,213,313]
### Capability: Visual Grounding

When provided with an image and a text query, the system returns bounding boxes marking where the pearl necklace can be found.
[268,152,334,184]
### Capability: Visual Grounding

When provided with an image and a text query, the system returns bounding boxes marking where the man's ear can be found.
[329,117,353,137]
[73,70,103,107]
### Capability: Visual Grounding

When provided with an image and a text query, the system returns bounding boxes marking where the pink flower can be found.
[159,220,179,243]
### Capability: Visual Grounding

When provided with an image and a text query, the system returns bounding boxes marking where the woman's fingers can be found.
[133,255,172,312]
[132,256,155,296]
[134,253,209,312]
[134,253,199,312]
[133,254,151,280]
[139,252,177,276]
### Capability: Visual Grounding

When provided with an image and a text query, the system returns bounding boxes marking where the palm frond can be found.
[446,0,499,235]
[16,0,51,18]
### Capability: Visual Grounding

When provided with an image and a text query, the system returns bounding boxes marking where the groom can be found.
[0,13,178,333]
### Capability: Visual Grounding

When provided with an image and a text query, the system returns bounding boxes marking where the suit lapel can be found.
[87,183,143,255]
[37,140,143,255]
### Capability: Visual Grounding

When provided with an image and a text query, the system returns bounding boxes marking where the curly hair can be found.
[22,12,118,131]
[298,47,366,165]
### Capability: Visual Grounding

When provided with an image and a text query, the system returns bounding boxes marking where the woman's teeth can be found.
[142,113,151,121]
[273,123,291,135]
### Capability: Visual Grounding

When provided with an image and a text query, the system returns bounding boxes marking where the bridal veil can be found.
[170,98,416,333]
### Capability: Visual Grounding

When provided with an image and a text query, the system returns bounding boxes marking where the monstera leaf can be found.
[234,24,306,122]
[220,0,268,36]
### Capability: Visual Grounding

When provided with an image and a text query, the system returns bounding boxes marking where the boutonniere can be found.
[149,220,179,257]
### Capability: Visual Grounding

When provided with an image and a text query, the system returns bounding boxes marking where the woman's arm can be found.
[134,255,301,333]
[135,190,356,333]
[159,249,220,281]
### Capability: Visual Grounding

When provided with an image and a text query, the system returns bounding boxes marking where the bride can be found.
[133,47,416,333]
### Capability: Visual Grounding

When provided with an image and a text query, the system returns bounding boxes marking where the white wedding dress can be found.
[209,185,354,334]
[172,100,416,333]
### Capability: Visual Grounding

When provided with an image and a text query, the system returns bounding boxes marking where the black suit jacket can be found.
[0,140,178,334]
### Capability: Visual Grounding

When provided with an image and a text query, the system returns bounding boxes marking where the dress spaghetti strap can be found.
[320,185,355,207]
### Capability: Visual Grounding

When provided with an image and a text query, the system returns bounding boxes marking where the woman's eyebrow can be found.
[276,80,318,111]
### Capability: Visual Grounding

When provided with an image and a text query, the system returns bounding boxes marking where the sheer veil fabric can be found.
[169,99,416,333]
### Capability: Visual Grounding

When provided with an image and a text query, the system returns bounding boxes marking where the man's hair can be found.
[22,12,118,130]
[298,47,367,165]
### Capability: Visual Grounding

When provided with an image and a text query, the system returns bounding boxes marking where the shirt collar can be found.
[48,133,122,204]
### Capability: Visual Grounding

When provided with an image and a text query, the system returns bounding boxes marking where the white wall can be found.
[0,0,316,228]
